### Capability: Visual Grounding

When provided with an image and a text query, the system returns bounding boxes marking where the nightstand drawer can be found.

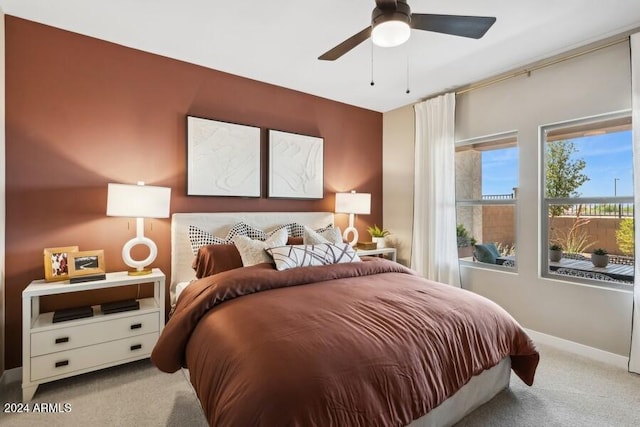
[31,312,159,357]
[31,332,158,381]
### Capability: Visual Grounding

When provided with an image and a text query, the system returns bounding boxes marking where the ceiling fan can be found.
[318,0,496,61]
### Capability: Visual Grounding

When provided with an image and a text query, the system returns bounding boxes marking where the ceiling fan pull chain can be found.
[405,51,410,94]
[370,40,375,86]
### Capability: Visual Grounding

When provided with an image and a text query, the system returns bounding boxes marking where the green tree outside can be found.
[546,140,592,254]
[545,140,590,217]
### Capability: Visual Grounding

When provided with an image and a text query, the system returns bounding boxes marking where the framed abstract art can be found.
[187,116,261,197]
[268,129,324,199]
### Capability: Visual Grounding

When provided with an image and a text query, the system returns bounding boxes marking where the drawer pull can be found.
[130,344,142,351]
[55,337,69,344]
[130,323,142,330]
[55,360,69,368]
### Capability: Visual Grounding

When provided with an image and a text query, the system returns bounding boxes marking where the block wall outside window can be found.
[455,131,518,269]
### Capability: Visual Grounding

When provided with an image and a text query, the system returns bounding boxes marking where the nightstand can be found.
[21,269,165,401]
[356,247,397,262]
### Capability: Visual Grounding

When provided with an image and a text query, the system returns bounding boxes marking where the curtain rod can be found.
[454,37,629,96]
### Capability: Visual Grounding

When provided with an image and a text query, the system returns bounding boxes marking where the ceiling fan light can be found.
[372,20,411,47]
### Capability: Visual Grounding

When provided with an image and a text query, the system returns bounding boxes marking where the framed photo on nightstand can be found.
[43,246,79,282]
[68,250,106,282]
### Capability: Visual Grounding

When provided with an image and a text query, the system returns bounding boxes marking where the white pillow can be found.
[303,225,343,245]
[233,227,288,266]
[266,243,361,271]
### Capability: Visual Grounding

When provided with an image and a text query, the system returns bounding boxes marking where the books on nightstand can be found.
[52,306,93,323]
[100,299,140,315]
[356,241,377,250]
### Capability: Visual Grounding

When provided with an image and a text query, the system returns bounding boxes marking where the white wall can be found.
[382,105,414,266]
[383,40,634,356]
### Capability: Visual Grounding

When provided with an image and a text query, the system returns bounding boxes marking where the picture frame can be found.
[68,250,105,278]
[268,129,324,199]
[187,116,261,197]
[43,246,79,282]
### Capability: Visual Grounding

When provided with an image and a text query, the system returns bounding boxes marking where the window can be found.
[455,131,518,269]
[541,111,634,287]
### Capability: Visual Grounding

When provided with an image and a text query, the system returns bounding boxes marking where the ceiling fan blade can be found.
[318,27,372,61]
[411,14,496,39]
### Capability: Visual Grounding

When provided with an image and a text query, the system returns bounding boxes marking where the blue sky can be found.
[482,130,633,197]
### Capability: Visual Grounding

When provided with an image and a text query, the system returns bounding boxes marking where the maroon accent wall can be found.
[4,17,382,368]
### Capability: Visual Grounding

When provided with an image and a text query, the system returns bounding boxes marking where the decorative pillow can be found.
[192,244,243,279]
[188,225,227,255]
[233,228,288,266]
[189,223,338,255]
[315,224,336,234]
[228,222,268,241]
[268,222,307,238]
[287,236,304,245]
[485,243,501,259]
[188,222,269,255]
[266,243,361,271]
[303,225,343,245]
[474,243,499,264]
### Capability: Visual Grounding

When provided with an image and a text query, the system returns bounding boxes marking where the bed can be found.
[152,212,539,426]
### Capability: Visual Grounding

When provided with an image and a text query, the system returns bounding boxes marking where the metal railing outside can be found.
[482,194,635,217]
[562,203,633,218]
[482,193,514,200]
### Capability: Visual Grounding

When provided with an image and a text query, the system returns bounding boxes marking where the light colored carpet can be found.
[1,343,639,426]
[0,360,208,426]
[457,344,640,427]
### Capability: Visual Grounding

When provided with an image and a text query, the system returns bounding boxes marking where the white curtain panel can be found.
[411,93,461,286]
[629,32,640,373]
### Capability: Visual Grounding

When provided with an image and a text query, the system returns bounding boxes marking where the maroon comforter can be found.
[152,258,538,426]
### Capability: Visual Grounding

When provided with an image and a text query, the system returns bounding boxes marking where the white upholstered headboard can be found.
[170,211,334,302]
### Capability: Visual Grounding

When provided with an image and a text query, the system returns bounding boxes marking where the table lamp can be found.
[107,182,171,275]
[335,190,371,246]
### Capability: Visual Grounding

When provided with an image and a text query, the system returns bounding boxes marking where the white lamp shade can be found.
[107,183,171,218]
[335,192,371,215]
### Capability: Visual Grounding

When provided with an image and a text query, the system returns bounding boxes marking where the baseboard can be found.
[525,328,629,369]
[0,366,21,385]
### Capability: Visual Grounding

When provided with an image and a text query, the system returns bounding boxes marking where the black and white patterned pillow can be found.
[227,222,268,241]
[188,225,228,255]
[188,222,269,255]
[268,223,307,238]
[266,243,361,271]
[314,224,335,234]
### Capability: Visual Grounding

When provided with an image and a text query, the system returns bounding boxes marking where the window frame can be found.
[455,130,519,272]
[539,110,633,289]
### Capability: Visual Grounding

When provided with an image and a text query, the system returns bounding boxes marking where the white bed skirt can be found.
[408,357,511,427]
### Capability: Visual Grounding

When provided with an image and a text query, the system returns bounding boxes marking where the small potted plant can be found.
[591,248,609,268]
[549,244,563,262]
[367,224,390,249]
[457,224,476,258]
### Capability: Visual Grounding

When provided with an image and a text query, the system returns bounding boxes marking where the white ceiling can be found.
[2,0,640,112]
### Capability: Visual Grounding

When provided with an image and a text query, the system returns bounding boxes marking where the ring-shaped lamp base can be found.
[343,226,359,247]
[122,235,157,276]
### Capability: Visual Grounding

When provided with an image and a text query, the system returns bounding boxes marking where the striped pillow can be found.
[266,243,361,271]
